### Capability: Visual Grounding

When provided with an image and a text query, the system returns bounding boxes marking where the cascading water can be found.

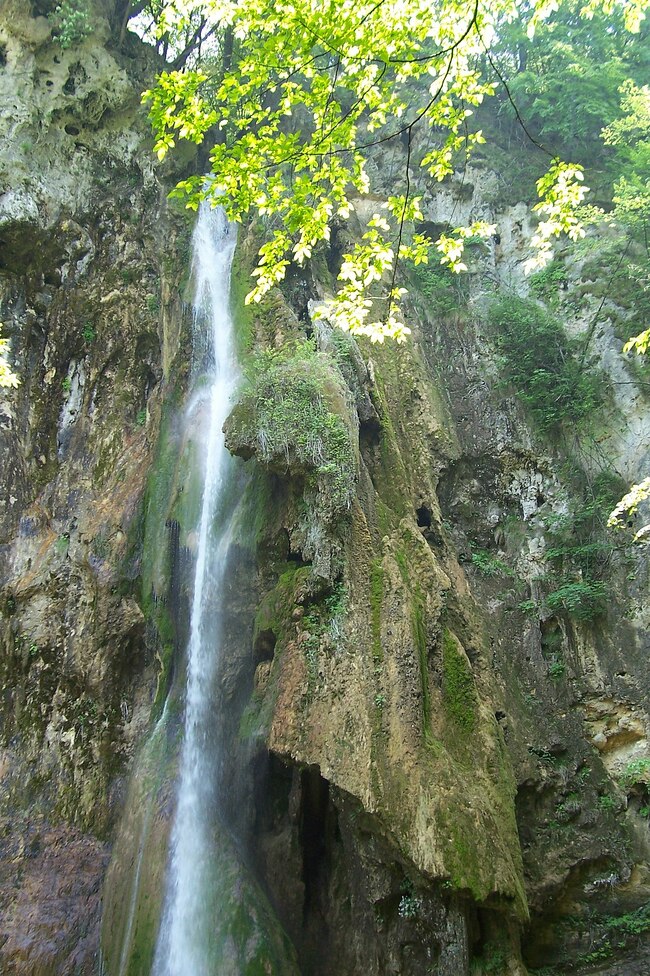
[101,201,299,976]
[153,203,239,976]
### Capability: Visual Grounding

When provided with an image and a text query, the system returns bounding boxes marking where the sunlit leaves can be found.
[437,221,496,273]
[140,0,650,338]
[608,476,650,541]
[580,0,647,31]
[602,80,650,145]
[602,82,650,232]
[142,70,218,159]
[623,328,650,354]
[524,161,589,272]
[0,327,18,389]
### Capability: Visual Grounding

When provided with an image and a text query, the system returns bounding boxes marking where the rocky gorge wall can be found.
[0,5,649,976]
[0,4,196,970]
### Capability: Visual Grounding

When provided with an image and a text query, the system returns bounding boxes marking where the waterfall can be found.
[153,204,239,976]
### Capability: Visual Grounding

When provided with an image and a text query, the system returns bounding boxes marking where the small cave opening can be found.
[141,365,159,403]
[359,414,382,448]
[300,765,331,920]
[495,710,508,739]
[63,63,87,97]
[287,548,308,567]
[268,527,298,566]
[416,505,432,528]
[43,269,61,286]
[65,124,81,136]
[253,628,277,664]
[540,616,563,659]
[0,43,7,68]
[32,0,57,14]
[414,219,447,241]
[251,752,294,838]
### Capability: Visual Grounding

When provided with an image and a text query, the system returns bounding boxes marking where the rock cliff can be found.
[0,6,648,976]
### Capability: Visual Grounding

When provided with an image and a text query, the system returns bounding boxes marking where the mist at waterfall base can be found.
[100,206,299,976]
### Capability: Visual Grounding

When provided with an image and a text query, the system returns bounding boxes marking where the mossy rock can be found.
[224,341,358,525]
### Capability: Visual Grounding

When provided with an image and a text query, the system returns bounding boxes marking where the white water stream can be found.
[153,204,239,976]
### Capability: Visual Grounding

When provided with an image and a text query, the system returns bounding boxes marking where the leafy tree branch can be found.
[137,0,649,340]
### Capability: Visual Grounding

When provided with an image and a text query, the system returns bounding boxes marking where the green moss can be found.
[370,559,384,665]
[199,838,299,975]
[169,439,204,530]
[238,699,265,740]
[435,805,490,901]
[410,260,470,317]
[229,222,303,359]
[470,940,509,975]
[254,565,311,642]
[394,548,409,584]
[537,470,623,622]
[488,294,605,434]
[581,248,650,345]
[231,341,356,520]
[374,379,410,520]
[528,259,568,306]
[231,469,277,551]
[139,398,199,720]
[412,590,432,737]
[230,242,257,359]
[442,629,477,733]
[100,716,173,976]
[388,544,433,740]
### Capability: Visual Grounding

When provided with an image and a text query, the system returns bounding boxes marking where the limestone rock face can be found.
[228,189,650,972]
[0,9,649,976]
[0,7,193,973]
[0,820,109,976]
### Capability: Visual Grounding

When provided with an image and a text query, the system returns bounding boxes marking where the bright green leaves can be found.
[327,226,409,342]
[524,161,589,272]
[601,81,650,234]
[608,477,650,540]
[602,80,650,146]
[0,326,18,389]
[141,0,512,338]
[437,221,496,273]
[580,0,648,32]
[142,71,218,160]
[624,328,650,355]
[488,294,603,432]
[49,0,92,49]
[530,0,648,36]
[141,0,650,339]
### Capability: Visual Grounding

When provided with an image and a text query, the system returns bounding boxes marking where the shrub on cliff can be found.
[224,341,357,523]
[488,294,603,433]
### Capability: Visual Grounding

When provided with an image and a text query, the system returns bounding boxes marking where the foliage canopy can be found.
[137,0,649,340]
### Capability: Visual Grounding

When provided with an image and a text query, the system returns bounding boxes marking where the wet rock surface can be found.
[0,7,649,976]
[0,5,195,973]
[0,815,109,976]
